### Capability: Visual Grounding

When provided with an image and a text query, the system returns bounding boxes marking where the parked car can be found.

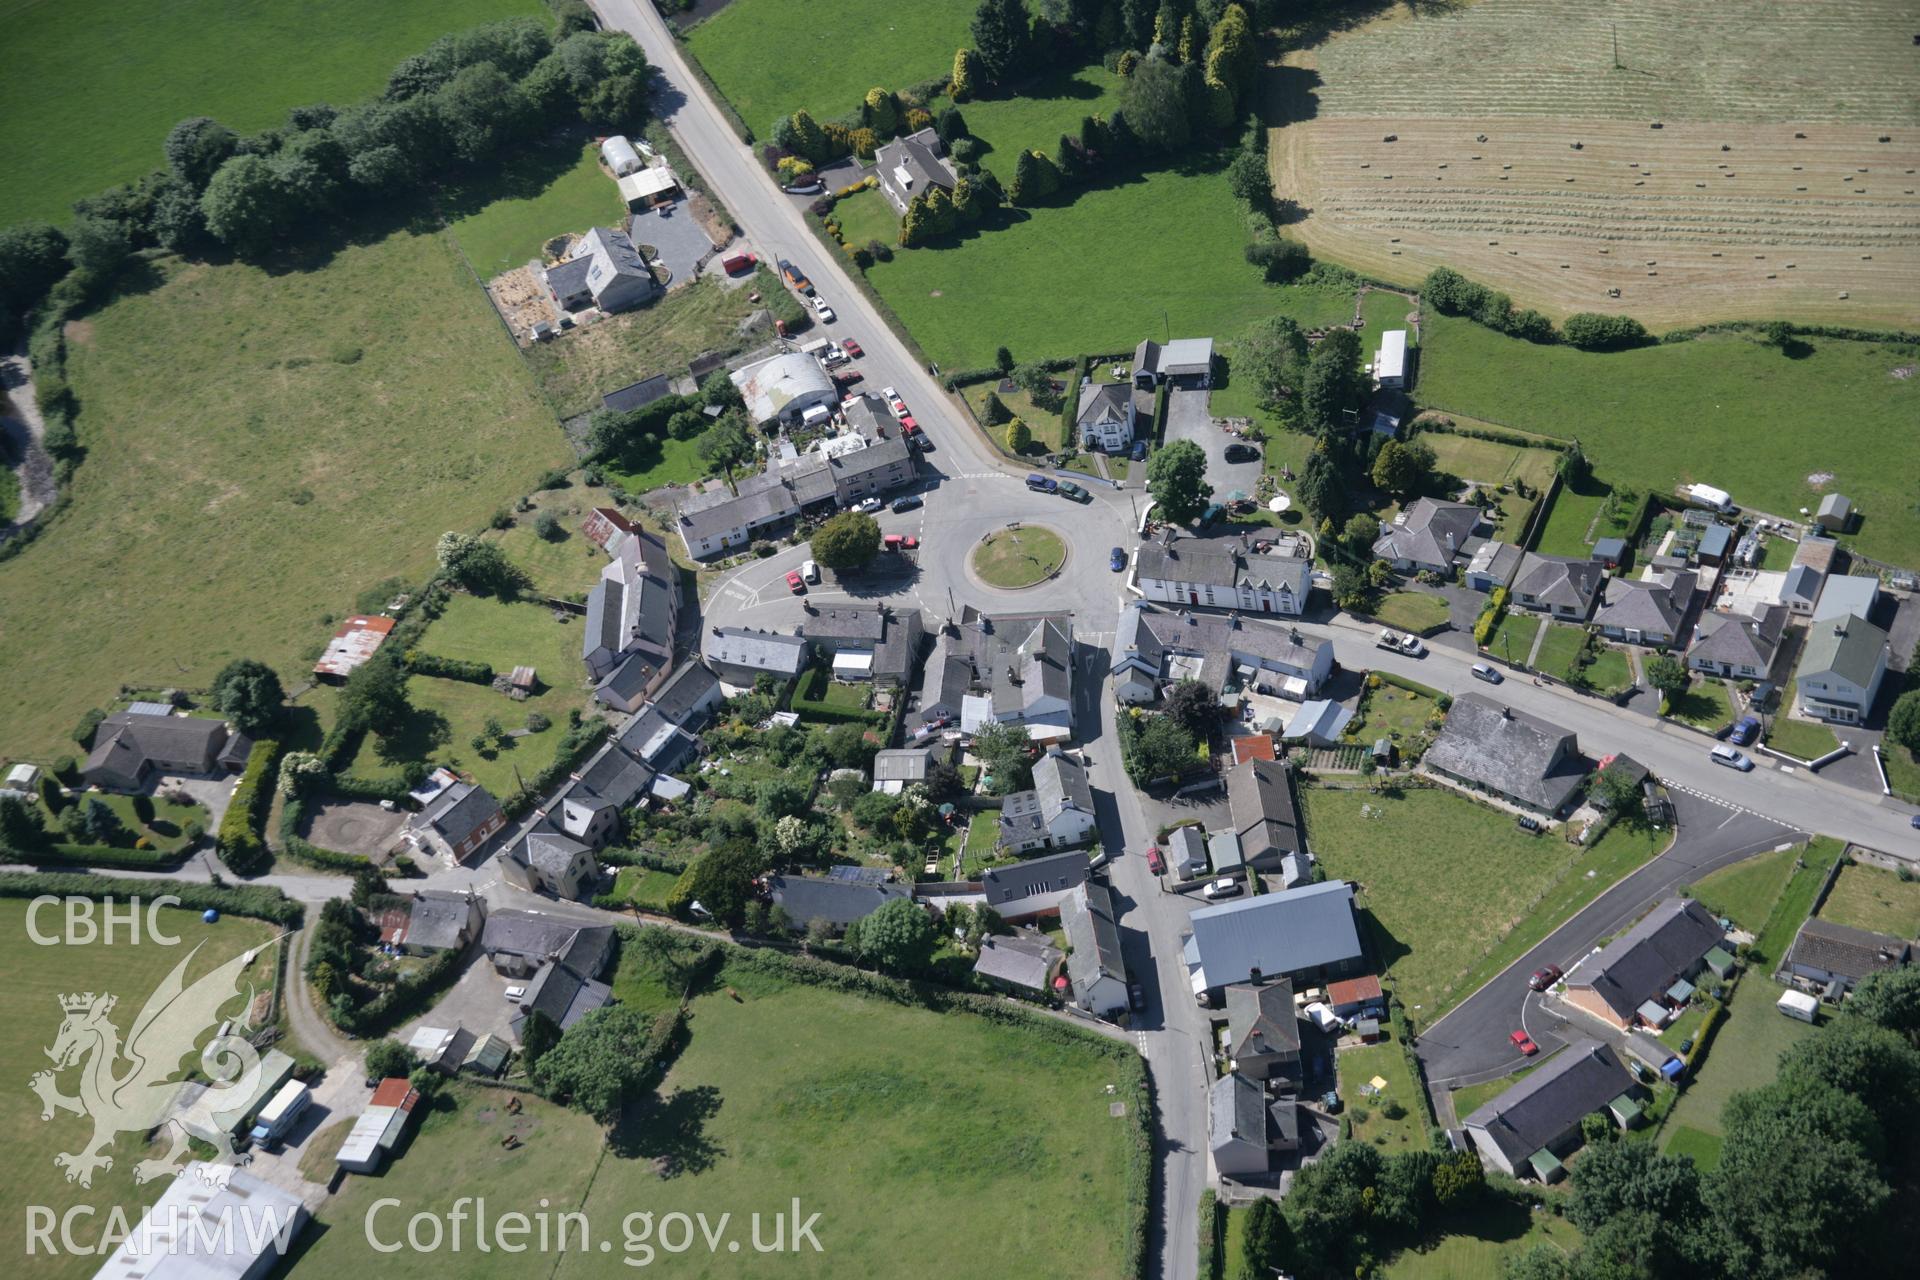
[892,494,923,513]
[1711,745,1754,771]
[1128,981,1146,1012]
[1130,440,1148,462]
[1202,877,1244,901]
[833,370,864,388]
[1145,846,1166,875]
[1224,443,1261,463]
[801,559,820,584]
[898,414,918,433]
[1528,964,1563,991]
[811,295,835,323]
[1026,473,1058,493]
[1471,663,1504,684]
[777,259,811,294]
[782,180,824,195]
[1910,814,1920,829]
[841,338,864,358]
[720,252,757,275]
[784,570,805,594]
[1510,1030,1539,1056]
[1110,546,1128,572]
[503,984,527,1002]
[1057,481,1091,503]
[1729,715,1761,746]
[854,497,884,514]
[1377,628,1424,657]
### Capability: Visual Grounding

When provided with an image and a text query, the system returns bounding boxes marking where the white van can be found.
[1710,745,1754,771]
[801,559,820,584]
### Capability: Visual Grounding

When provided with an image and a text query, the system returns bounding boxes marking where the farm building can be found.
[730,351,837,426]
[96,1163,308,1280]
[1372,329,1408,388]
[601,374,673,416]
[313,614,396,681]
[1131,337,1215,387]
[337,1077,421,1174]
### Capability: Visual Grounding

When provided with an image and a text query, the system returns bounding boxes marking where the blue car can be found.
[1110,547,1127,572]
[1729,715,1761,747]
[1130,440,1147,462]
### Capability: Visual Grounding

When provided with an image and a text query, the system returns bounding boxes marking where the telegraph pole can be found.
[1611,24,1621,70]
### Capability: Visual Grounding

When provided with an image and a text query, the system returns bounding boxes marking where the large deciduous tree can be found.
[1119,56,1194,151]
[1238,314,1307,405]
[811,511,882,570]
[210,659,286,735]
[1145,439,1212,524]
[1300,328,1365,436]
[532,1005,662,1122]
[845,896,937,975]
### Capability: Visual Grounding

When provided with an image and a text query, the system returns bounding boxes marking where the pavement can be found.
[629,197,713,288]
[1162,383,1261,503]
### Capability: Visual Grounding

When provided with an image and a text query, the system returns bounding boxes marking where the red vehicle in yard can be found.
[1145,846,1166,875]
[1528,964,1563,991]
[834,370,863,388]
[1510,1030,1539,1056]
[785,570,805,594]
[841,339,864,358]
[721,252,757,274]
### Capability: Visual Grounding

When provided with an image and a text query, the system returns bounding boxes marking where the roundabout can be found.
[970,524,1069,589]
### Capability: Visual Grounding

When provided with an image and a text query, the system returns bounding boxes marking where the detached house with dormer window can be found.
[1794,613,1890,724]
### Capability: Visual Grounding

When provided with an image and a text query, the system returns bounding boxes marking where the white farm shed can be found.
[1374,330,1408,388]
[600,135,644,177]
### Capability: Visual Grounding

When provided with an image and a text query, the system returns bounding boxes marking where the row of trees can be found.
[1425,267,1652,351]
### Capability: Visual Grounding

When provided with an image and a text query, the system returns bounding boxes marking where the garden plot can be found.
[1270,0,1920,326]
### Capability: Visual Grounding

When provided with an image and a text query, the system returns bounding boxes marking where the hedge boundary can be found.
[217,739,280,874]
[0,871,304,925]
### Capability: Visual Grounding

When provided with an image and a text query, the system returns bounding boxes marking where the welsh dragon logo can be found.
[30,938,283,1188]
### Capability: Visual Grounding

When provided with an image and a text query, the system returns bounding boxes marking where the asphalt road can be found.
[1415,789,1801,1095]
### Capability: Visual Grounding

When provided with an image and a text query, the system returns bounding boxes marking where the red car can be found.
[721,252,757,275]
[898,415,918,433]
[841,339,864,358]
[785,570,805,594]
[1528,964,1563,992]
[1145,846,1166,875]
[1510,1030,1539,1056]
[834,370,864,387]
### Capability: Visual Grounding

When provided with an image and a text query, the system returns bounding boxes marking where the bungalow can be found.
[1463,1039,1637,1179]
[996,751,1098,854]
[545,225,659,313]
[1371,497,1485,578]
[1786,918,1911,997]
[1593,569,1696,646]
[1225,979,1301,1082]
[1211,1073,1300,1179]
[874,127,957,214]
[731,351,838,427]
[980,848,1091,921]
[1185,880,1366,1003]
[1794,613,1889,725]
[767,874,912,935]
[1512,553,1604,620]
[703,626,808,687]
[1060,880,1128,1017]
[1131,337,1215,387]
[1135,531,1314,617]
[972,931,1064,996]
[1562,898,1724,1031]
[1225,757,1305,871]
[1687,603,1787,681]
[398,892,484,955]
[582,524,680,713]
[1424,695,1589,818]
[502,830,600,899]
[1111,600,1329,707]
[413,781,507,863]
[82,711,247,792]
[1074,381,1139,452]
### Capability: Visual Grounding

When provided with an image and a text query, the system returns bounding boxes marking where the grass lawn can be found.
[1886,742,1920,804]
[0,900,277,1279]
[956,63,1126,162]
[1373,592,1450,633]
[1419,315,1920,568]
[1666,677,1732,730]
[612,865,680,914]
[1753,535,1795,570]
[1532,478,1611,557]
[294,1083,605,1280]
[1419,429,1560,530]
[1382,1199,1582,1279]
[972,525,1067,588]
[1747,837,1847,967]
[1305,787,1606,1023]
[1582,647,1633,693]
[961,810,1004,872]
[961,380,1066,453]
[1820,860,1920,936]
[526,271,783,419]
[556,957,1139,1280]
[1340,1034,1427,1153]
[1764,700,1842,761]
[1658,981,1815,1170]
[0,0,545,227]
[0,232,566,760]
[1485,610,1543,665]
[87,792,208,854]
[1686,845,1800,931]
[1447,1062,1541,1125]
[830,186,903,256]
[416,593,591,676]
[600,429,717,495]
[1532,624,1589,679]
[865,153,1357,370]
[684,0,974,123]
[482,482,625,599]
[798,677,874,715]
[1347,681,1441,754]
[445,138,627,276]
[1358,289,1415,356]
[1659,1001,1711,1050]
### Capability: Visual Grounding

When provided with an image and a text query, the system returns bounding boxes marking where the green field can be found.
[956,62,1126,162]
[1420,430,1559,495]
[0,900,277,1279]
[0,233,566,760]
[684,0,974,126]
[482,481,623,600]
[830,186,904,253]
[555,959,1138,1280]
[1305,787,1613,1022]
[1685,845,1799,930]
[611,865,680,913]
[1818,861,1920,937]
[0,0,546,227]
[1339,1034,1427,1152]
[1531,479,1613,557]
[1418,316,1920,566]
[865,155,1357,369]
[446,138,627,276]
[1658,980,1815,1171]
[1753,838,1844,964]
[1381,1200,1583,1279]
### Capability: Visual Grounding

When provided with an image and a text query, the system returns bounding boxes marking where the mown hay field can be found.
[1268,0,1920,327]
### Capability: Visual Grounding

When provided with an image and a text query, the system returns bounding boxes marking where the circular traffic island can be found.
[970,524,1068,589]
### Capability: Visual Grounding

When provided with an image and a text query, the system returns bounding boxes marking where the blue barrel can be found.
[202,908,220,923]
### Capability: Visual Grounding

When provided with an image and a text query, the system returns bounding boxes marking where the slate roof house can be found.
[1225,979,1301,1082]
[1512,553,1605,620]
[610,661,723,775]
[980,848,1091,920]
[1371,497,1485,577]
[1111,600,1329,706]
[944,608,1076,741]
[1131,337,1215,386]
[875,126,957,213]
[1224,757,1304,871]
[413,780,507,863]
[675,471,802,559]
[972,931,1064,996]
[82,711,248,792]
[582,524,681,713]
[1185,880,1365,1003]
[399,892,484,955]
[1562,898,1724,1031]
[703,626,809,686]
[1060,880,1128,1017]
[545,225,659,313]
[1687,603,1787,681]
[800,603,924,686]
[1464,540,1523,593]
[1787,918,1911,997]
[1210,1072,1298,1178]
[1464,1039,1637,1179]
[767,874,912,934]
[1794,612,1890,725]
[502,830,600,900]
[1074,381,1138,452]
[1424,695,1589,818]
[997,751,1098,855]
[483,911,616,1038]
[1594,569,1696,646]
[1135,531,1315,618]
